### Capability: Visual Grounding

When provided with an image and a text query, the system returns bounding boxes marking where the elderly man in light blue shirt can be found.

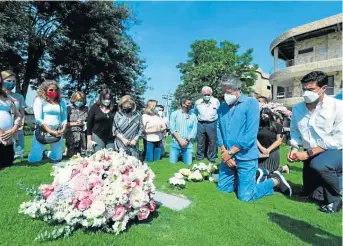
[217,74,291,201]
[169,98,198,165]
[194,86,220,164]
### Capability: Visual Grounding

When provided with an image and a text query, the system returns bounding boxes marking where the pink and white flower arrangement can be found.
[19,149,157,241]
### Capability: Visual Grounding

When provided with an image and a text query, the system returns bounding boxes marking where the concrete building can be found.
[251,68,272,100]
[269,14,342,107]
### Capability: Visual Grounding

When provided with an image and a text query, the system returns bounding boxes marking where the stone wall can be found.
[294,31,342,65]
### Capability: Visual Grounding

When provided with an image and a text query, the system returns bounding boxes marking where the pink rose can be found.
[42,185,54,199]
[70,169,81,179]
[137,206,150,221]
[72,199,80,208]
[135,179,141,187]
[83,161,89,168]
[149,201,157,212]
[77,191,91,200]
[112,205,127,221]
[78,198,92,211]
[72,175,89,191]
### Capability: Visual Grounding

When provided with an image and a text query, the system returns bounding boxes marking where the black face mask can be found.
[123,108,133,114]
[184,104,193,111]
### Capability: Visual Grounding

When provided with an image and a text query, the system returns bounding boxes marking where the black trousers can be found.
[303,150,342,204]
[0,143,14,169]
[196,121,217,163]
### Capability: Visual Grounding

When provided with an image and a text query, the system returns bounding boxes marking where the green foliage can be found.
[35,225,75,242]
[173,39,258,108]
[0,1,147,107]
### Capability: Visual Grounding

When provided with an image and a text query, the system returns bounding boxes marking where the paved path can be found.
[154,191,192,211]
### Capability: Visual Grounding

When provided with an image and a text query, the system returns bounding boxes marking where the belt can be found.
[198,120,217,124]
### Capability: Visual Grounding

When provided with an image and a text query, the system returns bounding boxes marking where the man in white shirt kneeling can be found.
[288,71,342,213]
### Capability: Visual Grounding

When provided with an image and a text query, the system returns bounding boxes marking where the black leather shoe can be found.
[319,200,342,213]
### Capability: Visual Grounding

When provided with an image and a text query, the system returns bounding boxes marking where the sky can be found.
[25,1,342,106]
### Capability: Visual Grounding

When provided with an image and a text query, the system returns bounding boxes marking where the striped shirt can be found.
[169,109,197,149]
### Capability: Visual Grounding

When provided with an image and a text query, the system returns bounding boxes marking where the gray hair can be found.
[202,86,213,94]
[220,75,242,90]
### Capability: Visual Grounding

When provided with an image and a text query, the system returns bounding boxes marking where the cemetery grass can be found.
[0,136,341,246]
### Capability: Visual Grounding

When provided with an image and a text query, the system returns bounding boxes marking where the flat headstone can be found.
[154,191,192,211]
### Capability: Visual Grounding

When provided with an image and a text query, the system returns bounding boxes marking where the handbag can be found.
[34,102,63,145]
[35,124,61,144]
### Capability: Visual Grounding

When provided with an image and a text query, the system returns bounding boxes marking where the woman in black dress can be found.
[256,108,289,182]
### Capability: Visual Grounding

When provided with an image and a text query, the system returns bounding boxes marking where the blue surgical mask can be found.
[4,81,15,90]
[102,99,111,107]
[74,101,84,108]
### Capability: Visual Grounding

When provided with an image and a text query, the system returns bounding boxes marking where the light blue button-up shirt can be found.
[217,94,260,161]
[169,109,198,149]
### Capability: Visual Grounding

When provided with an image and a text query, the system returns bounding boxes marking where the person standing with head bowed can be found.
[112,95,143,158]
[65,91,88,158]
[169,98,197,165]
[142,100,167,162]
[28,80,67,163]
[86,89,116,153]
[1,70,26,160]
[0,73,22,169]
[217,74,291,202]
[288,71,343,213]
[194,86,220,164]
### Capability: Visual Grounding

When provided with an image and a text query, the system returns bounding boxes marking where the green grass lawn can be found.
[0,136,341,246]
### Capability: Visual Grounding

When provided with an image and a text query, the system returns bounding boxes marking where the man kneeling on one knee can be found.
[217,74,292,202]
[288,71,342,213]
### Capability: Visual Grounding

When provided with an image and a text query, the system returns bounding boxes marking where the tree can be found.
[173,39,258,108]
[0,1,148,107]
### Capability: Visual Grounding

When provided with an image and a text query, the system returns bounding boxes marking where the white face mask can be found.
[224,93,237,105]
[303,89,323,104]
[157,111,163,117]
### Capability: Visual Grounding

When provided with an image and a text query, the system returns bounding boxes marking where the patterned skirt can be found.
[258,148,280,172]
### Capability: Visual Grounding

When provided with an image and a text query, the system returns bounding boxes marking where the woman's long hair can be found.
[96,89,114,111]
[36,80,61,102]
[0,73,8,100]
[259,108,278,133]
[144,99,157,115]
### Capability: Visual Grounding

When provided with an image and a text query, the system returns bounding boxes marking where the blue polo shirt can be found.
[217,95,260,161]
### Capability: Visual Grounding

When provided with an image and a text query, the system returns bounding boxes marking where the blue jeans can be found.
[14,130,25,151]
[169,145,193,165]
[218,159,275,202]
[144,139,162,162]
[28,134,63,163]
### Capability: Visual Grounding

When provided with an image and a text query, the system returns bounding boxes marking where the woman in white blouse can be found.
[142,100,167,162]
[28,80,67,163]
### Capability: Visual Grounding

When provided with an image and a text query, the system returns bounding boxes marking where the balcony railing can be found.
[274,50,342,71]
[276,86,335,99]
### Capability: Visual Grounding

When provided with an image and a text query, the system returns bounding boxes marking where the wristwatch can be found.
[306,149,314,157]
[228,150,234,156]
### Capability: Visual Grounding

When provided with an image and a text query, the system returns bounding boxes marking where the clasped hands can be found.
[0,128,16,141]
[287,149,309,162]
[121,137,137,147]
[221,148,236,168]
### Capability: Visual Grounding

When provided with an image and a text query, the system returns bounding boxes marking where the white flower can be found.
[174,173,184,179]
[169,177,186,186]
[188,170,203,181]
[179,168,191,177]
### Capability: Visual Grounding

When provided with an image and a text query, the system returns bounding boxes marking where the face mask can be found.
[4,81,15,90]
[185,105,193,110]
[224,93,237,105]
[154,108,159,114]
[303,89,322,104]
[157,111,163,117]
[46,90,58,100]
[102,99,111,107]
[74,101,84,108]
[203,95,211,101]
[123,108,133,114]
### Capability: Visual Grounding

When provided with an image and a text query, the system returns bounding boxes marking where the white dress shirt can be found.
[194,96,220,122]
[290,95,343,149]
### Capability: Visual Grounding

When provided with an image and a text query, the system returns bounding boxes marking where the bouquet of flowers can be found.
[168,173,186,189]
[168,162,219,189]
[262,102,292,118]
[19,149,157,241]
